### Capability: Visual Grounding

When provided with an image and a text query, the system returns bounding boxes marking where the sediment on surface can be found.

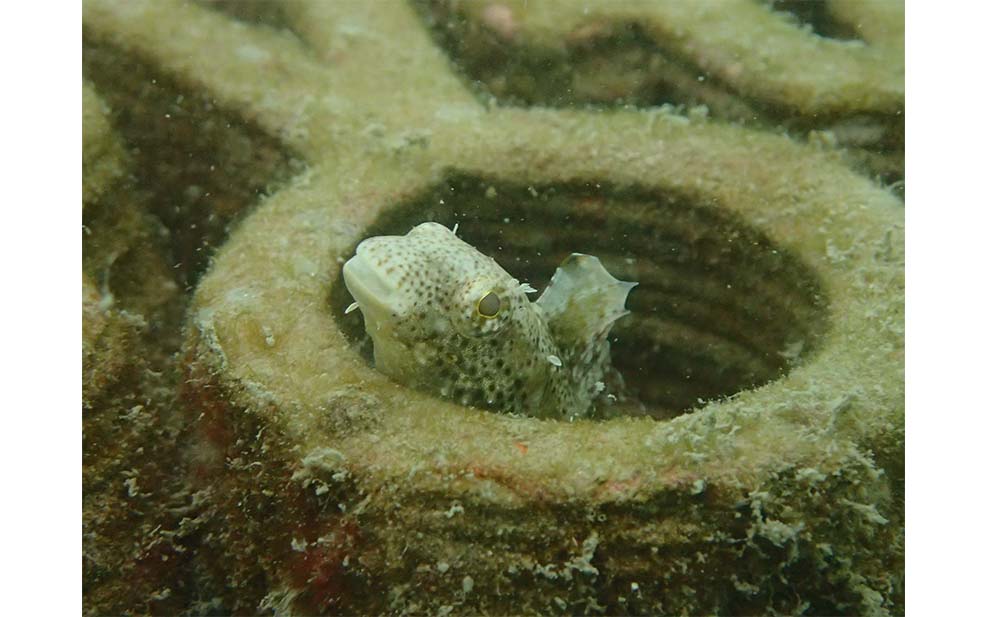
[414,0,904,188]
[81,40,305,612]
[181,335,901,615]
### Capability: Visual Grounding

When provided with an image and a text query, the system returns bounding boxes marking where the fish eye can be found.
[477,291,501,318]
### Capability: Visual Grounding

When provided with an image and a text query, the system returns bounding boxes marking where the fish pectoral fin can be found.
[537,253,637,342]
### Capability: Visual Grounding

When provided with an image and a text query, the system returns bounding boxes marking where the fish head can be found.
[342,222,538,392]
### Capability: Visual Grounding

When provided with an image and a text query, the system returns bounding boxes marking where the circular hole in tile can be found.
[333,175,828,420]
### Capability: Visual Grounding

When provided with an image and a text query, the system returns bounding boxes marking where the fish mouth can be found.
[342,250,403,327]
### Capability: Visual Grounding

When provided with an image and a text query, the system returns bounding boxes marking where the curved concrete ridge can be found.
[419,0,903,188]
[829,0,905,48]
[281,1,478,117]
[189,107,902,495]
[185,107,902,611]
[84,0,341,157]
[81,82,143,406]
[84,0,480,160]
[82,82,127,205]
[442,0,903,117]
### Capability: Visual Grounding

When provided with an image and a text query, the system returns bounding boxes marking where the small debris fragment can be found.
[519,282,537,294]
[840,499,889,525]
[462,575,474,594]
[452,223,459,235]
[547,354,562,367]
[691,479,706,495]
[97,291,115,312]
[123,477,140,497]
[345,302,359,314]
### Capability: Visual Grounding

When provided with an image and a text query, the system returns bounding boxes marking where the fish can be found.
[341,222,636,420]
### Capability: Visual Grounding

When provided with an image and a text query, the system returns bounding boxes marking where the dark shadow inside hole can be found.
[765,0,862,42]
[414,1,750,114]
[414,0,900,194]
[331,175,828,420]
[414,1,860,114]
[193,0,294,31]
[82,39,304,291]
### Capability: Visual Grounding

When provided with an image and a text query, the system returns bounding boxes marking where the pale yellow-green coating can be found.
[444,0,903,116]
[84,1,904,614]
[82,82,127,205]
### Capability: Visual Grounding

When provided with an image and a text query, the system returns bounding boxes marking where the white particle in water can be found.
[345,302,359,314]
[547,354,562,367]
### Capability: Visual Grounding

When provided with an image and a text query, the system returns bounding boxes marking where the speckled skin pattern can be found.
[342,222,634,420]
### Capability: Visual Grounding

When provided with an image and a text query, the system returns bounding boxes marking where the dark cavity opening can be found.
[764,0,863,42]
[415,0,751,115]
[83,38,304,291]
[194,0,294,31]
[332,176,828,421]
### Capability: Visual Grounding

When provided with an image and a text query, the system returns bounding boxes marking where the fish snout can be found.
[342,249,405,325]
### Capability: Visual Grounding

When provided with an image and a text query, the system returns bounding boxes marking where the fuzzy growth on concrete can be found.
[83,1,904,614]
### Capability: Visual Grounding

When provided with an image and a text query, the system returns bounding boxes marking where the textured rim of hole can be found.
[333,175,828,421]
[181,106,903,513]
[181,135,902,613]
[762,0,863,41]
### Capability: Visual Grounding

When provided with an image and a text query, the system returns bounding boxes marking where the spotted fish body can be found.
[342,222,636,420]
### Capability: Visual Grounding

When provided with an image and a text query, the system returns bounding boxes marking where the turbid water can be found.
[83,2,903,614]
